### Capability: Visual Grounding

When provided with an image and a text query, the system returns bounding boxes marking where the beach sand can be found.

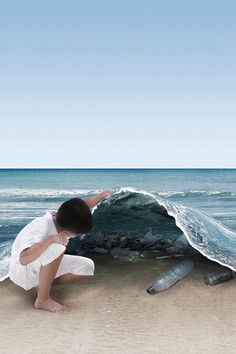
[0,253,236,354]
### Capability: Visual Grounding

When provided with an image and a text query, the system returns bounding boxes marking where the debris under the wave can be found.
[93,247,108,254]
[155,254,186,260]
[109,247,140,261]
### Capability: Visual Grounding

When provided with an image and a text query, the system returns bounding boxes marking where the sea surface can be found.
[1,168,236,281]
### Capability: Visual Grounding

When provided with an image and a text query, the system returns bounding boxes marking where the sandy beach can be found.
[1,253,236,354]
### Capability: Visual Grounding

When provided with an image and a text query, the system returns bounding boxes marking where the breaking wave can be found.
[1,188,235,199]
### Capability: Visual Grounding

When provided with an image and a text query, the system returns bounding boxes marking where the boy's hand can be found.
[84,189,113,209]
[51,231,71,246]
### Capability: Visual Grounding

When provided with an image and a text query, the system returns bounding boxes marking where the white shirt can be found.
[10,210,58,263]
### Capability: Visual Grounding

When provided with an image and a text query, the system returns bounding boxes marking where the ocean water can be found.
[1,168,236,281]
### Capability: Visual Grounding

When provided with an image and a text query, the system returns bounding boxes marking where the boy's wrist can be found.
[101,190,113,199]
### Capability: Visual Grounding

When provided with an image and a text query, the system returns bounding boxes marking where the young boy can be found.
[9,190,112,312]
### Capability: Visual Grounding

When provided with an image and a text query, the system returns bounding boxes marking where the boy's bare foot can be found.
[34,297,66,312]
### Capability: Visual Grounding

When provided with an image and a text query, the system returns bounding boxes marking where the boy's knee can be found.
[84,258,95,275]
[40,243,66,266]
[73,257,95,276]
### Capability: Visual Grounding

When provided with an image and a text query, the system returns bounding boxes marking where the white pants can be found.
[9,243,95,291]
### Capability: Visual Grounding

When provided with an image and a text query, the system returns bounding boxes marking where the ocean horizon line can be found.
[0,167,236,171]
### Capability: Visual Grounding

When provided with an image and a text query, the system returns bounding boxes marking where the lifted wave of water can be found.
[70,187,236,271]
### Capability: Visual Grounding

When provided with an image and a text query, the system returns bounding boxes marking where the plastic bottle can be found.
[204,268,234,286]
[146,258,194,295]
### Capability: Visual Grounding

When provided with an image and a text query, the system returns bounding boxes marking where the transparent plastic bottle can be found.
[204,268,234,286]
[146,258,194,295]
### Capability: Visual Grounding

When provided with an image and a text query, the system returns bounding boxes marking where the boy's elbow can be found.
[19,254,28,266]
[19,249,30,266]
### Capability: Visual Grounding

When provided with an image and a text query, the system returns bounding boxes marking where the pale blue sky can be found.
[0,0,235,168]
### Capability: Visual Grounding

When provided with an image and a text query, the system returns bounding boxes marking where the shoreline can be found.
[1,253,236,353]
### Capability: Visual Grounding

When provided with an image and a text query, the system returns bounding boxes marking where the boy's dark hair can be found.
[56,198,93,234]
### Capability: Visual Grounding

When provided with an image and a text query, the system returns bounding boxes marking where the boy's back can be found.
[9,210,61,290]
[10,210,57,262]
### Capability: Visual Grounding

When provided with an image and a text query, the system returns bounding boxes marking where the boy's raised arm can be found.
[83,190,113,209]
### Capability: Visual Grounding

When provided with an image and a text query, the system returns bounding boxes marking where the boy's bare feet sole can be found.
[34,297,66,312]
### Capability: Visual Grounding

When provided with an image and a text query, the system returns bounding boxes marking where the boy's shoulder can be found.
[19,210,55,236]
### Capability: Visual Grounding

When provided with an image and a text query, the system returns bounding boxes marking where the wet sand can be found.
[0,253,236,354]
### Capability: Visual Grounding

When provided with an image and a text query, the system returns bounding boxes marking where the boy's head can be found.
[55,198,93,236]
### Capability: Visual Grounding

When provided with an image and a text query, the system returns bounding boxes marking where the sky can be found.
[0,0,235,168]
